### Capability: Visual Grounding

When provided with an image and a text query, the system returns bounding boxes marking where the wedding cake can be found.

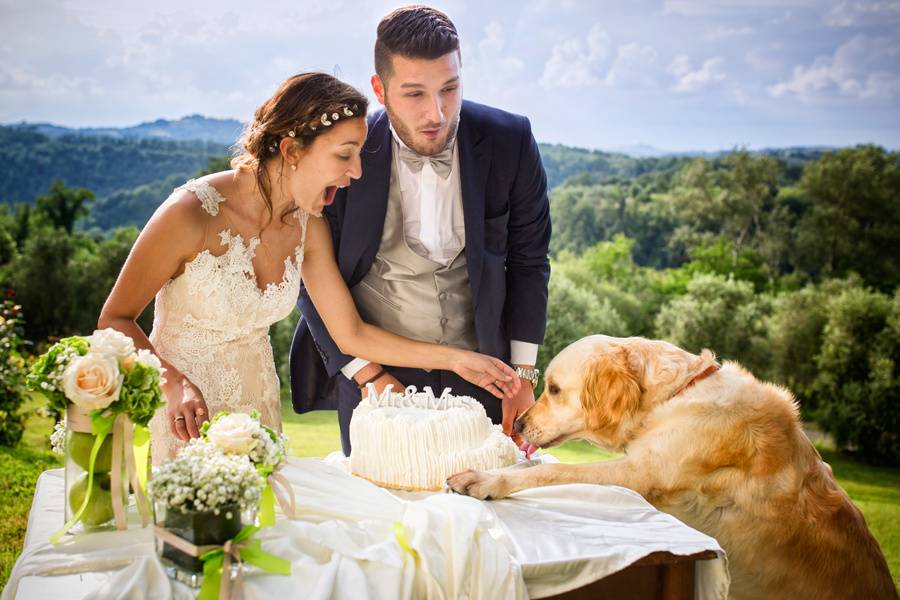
[349,386,519,491]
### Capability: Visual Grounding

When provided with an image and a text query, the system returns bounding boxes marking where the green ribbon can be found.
[50,411,116,544]
[259,484,276,528]
[197,525,291,600]
[133,424,150,490]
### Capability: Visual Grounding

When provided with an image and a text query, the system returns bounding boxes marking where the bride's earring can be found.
[290,164,297,171]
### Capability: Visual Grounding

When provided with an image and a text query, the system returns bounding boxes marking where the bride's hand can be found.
[163,376,210,441]
[451,351,521,399]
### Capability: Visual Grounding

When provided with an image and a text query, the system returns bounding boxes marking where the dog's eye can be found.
[548,384,560,395]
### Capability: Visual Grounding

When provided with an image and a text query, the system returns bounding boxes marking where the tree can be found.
[669,151,791,284]
[538,272,631,387]
[4,225,75,342]
[766,277,863,412]
[792,145,900,291]
[34,180,94,234]
[654,273,772,375]
[813,286,899,465]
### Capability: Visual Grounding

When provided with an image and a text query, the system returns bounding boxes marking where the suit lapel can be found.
[340,112,392,281]
[457,105,492,304]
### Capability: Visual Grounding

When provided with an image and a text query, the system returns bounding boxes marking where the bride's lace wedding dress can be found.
[148,179,308,464]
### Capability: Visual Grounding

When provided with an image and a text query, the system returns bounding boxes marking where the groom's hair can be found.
[375,5,459,83]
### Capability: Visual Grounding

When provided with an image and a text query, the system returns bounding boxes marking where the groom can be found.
[289,5,551,455]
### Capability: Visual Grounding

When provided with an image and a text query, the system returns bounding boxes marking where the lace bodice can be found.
[148,179,308,464]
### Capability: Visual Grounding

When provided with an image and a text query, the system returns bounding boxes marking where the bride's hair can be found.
[232,72,368,225]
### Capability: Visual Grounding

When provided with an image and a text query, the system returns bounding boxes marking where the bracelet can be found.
[357,367,388,389]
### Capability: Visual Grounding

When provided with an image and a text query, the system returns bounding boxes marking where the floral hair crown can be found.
[267,103,362,153]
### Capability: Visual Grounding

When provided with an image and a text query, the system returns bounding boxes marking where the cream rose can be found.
[89,328,135,359]
[206,413,260,455]
[62,353,124,411]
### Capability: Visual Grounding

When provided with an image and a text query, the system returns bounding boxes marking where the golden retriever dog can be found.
[448,335,897,600]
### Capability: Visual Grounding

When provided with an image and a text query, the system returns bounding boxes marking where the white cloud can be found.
[670,56,727,92]
[769,35,900,100]
[540,24,611,88]
[823,1,900,27]
[663,0,816,17]
[462,20,527,102]
[604,43,661,89]
[745,47,783,73]
[703,26,754,41]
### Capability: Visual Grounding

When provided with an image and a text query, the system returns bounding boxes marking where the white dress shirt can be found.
[342,129,538,379]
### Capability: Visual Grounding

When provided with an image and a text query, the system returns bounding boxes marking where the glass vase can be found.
[154,501,244,588]
[63,407,129,533]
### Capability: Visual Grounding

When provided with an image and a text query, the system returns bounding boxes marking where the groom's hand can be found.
[503,365,536,450]
[353,363,404,398]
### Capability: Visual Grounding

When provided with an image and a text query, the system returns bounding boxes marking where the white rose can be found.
[62,353,124,411]
[206,413,260,455]
[90,328,135,359]
[134,349,167,384]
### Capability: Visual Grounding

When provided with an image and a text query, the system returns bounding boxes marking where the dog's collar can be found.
[671,363,721,399]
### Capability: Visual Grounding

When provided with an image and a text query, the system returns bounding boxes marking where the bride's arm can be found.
[301,216,519,399]
[97,192,210,438]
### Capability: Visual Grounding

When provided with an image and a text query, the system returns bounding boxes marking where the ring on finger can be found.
[174,415,186,422]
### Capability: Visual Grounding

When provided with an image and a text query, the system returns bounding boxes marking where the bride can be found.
[98,73,518,463]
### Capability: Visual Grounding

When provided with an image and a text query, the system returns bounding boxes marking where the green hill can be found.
[0,125,228,204]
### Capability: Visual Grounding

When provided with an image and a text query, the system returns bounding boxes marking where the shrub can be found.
[0,296,28,447]
[813,287,899,465]
[654,273,772,374]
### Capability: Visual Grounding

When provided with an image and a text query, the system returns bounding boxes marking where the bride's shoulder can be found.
[162,171,238,219]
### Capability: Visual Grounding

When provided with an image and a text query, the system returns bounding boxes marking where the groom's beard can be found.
[385,102,460,156]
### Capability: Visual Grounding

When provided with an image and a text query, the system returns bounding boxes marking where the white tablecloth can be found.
[2,457,729,599]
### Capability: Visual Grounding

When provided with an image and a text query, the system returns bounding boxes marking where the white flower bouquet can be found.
[200,410,293,525]
[26,328,165,541]
[149,441,290,592]
[148,440,264,515]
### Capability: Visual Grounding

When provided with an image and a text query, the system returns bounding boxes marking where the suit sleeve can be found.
[504,116,551,344]
[296,192,357,377]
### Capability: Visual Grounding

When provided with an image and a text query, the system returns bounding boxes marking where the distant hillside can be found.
[538,143,693,189]
[0,117,836,232]
[20,115,244,146]
[0,125,228,203]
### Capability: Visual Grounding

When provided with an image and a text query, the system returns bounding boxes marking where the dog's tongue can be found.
[519,442,538,458]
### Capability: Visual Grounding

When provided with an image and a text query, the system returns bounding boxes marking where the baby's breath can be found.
[148,441,264,514]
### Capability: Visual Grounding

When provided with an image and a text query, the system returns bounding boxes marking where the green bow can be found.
[197,525,291,600]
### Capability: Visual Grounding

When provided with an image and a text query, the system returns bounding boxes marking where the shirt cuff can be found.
[510,341,539,366]
[341,358,371,380]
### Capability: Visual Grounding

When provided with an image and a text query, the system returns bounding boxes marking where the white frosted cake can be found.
[349,386,519,491]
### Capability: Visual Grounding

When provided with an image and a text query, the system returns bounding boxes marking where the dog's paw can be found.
[447,470,511,500]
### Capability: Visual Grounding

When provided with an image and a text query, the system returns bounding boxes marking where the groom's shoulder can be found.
[367,109,385,127]
[461,100,531,135]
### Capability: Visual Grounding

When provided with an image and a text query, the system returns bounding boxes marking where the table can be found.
[2,459,729,599]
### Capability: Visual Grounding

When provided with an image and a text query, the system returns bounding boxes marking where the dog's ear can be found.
[581,346,643,431]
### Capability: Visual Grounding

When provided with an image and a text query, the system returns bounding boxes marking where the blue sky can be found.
[1,0,899,151]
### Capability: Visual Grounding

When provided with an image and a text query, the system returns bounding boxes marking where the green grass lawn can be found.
[2,399,898,591]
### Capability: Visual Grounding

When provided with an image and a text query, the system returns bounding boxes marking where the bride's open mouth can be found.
[322,185,338,206]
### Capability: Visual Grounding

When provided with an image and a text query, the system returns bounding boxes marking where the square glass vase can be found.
[154,501,245,588]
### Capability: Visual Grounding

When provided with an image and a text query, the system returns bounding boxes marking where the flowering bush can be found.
[0,298,28,447]
[148,441,264,514]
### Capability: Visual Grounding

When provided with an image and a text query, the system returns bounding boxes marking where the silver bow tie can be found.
[398,145,453,179]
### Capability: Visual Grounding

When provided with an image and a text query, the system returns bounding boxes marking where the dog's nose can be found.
[514,416,525,434]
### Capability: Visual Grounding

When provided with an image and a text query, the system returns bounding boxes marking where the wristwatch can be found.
[514,366,540,387]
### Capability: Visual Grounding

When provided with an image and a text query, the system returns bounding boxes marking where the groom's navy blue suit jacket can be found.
[289,100,551,413]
